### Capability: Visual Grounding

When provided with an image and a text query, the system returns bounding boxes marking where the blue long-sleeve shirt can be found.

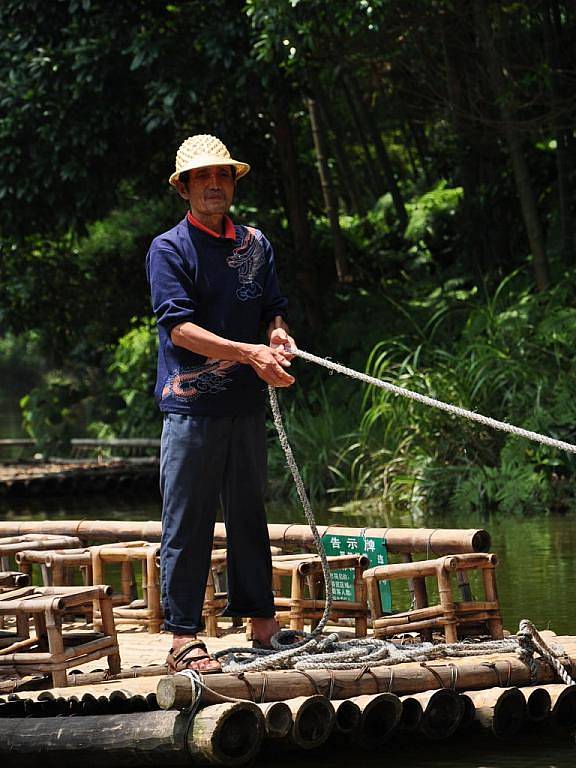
[146,215,288,416]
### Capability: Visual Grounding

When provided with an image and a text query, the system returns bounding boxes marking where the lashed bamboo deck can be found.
[1,624,576,766]
[0,459,159,496]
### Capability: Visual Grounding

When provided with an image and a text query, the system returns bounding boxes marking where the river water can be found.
[1,390,575,765]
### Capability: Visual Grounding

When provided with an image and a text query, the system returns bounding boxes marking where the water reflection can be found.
[265,736,576,768]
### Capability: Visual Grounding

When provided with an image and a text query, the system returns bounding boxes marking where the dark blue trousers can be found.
[159,411,275,635]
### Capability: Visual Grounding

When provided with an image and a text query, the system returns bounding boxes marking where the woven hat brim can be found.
[169,155,250,186]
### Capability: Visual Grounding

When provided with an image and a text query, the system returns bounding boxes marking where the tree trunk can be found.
[345,70,408,229]
[542,0,572,264]
[474,1,549,289]
[407,120,432,186]
[338,72,384,198]
[401,122,422,183]
[442,7,489,272]
[310,73,365,215]
[306,96,349,282]
[269,93,321,326]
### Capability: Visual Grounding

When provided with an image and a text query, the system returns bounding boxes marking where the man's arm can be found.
[171,322,294,388]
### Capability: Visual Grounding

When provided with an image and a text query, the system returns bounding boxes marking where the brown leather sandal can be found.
[166,639,222,674]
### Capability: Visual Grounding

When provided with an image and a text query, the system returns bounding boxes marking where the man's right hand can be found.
[246,344,295,387]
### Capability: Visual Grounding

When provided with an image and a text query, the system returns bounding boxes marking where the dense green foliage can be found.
[1,0,576,514]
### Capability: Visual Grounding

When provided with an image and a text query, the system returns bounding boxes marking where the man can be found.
[146,134,295,672]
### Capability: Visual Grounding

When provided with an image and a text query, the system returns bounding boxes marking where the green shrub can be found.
[404,181,463,243]
[89,317,160,439]
[330,271,576,515]
[21,371,88,455]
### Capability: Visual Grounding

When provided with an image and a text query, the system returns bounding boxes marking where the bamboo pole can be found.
[396,696,423,732]
[12,677,164,709]
[271,554,369,575]
[519,686,551,723]
[187,701,264,765]
[457,693,476,731]
[464,687,526,738]
[276,695,335,750]
[157,655,566,709]
[0,710,193,766]
[404,689,462,739]
[65,666,167,687]
[540,684,576,733]
[257,701,293,739]
[0,571,29,588]
[351,692,402,748]
[0,521,491,555]
[332,699,361,735]
[0,535,83,555]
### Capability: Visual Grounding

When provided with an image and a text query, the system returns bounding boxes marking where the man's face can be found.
[177,164,235,218]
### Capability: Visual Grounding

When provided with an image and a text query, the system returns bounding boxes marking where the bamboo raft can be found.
[0,459,159,497]
[0,520,573,766]
[0,437,161,496]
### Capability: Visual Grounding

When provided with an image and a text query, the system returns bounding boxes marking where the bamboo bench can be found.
[91,542,162,634]
[0,571,30,591]
[16,548,93,588]
[271,553,370,636]
[0,585,120,687]
[0,534,82,573]
[363,552,504,643]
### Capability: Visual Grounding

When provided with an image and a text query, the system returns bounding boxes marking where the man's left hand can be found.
[268,319,296,361]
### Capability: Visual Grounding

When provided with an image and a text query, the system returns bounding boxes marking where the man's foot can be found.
[166,636,221,674]
[251,617,281,649]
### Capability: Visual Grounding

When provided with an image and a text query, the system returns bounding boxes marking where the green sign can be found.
[321,533,392,613]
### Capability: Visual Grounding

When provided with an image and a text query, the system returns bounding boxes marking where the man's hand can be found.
[269,327,297,360]
[246,344,295,387]
[267,316,297,361]
[170,317,296,387]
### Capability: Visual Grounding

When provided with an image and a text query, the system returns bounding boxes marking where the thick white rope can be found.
[217,627,573,676]
[289,347,576,455]
[267,384,333,634]
[216,348,576,677]
[518,619,575,685]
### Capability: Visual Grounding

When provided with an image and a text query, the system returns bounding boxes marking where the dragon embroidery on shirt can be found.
[162,359,238,400]
[227,226,264,301]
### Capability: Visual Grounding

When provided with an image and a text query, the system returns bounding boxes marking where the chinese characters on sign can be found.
[321,533,392,612]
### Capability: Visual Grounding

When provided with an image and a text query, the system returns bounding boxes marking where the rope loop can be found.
[517,619,576,686]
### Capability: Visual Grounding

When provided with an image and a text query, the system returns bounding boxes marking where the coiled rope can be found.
[216,347,576,680]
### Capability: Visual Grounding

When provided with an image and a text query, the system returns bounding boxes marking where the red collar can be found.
[187,211,236,240]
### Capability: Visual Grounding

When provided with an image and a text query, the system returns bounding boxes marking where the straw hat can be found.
[169,134,250,187]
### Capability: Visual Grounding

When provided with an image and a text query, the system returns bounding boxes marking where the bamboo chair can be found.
[90,542,162,634]
[16,548,93,589]
[0,534,83,574]
[271,553,370,636]
[0,571,29,591]
[16,547,154,621]
[363,552,504,643]
[0,585,121,687]
[16,548,94,622]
